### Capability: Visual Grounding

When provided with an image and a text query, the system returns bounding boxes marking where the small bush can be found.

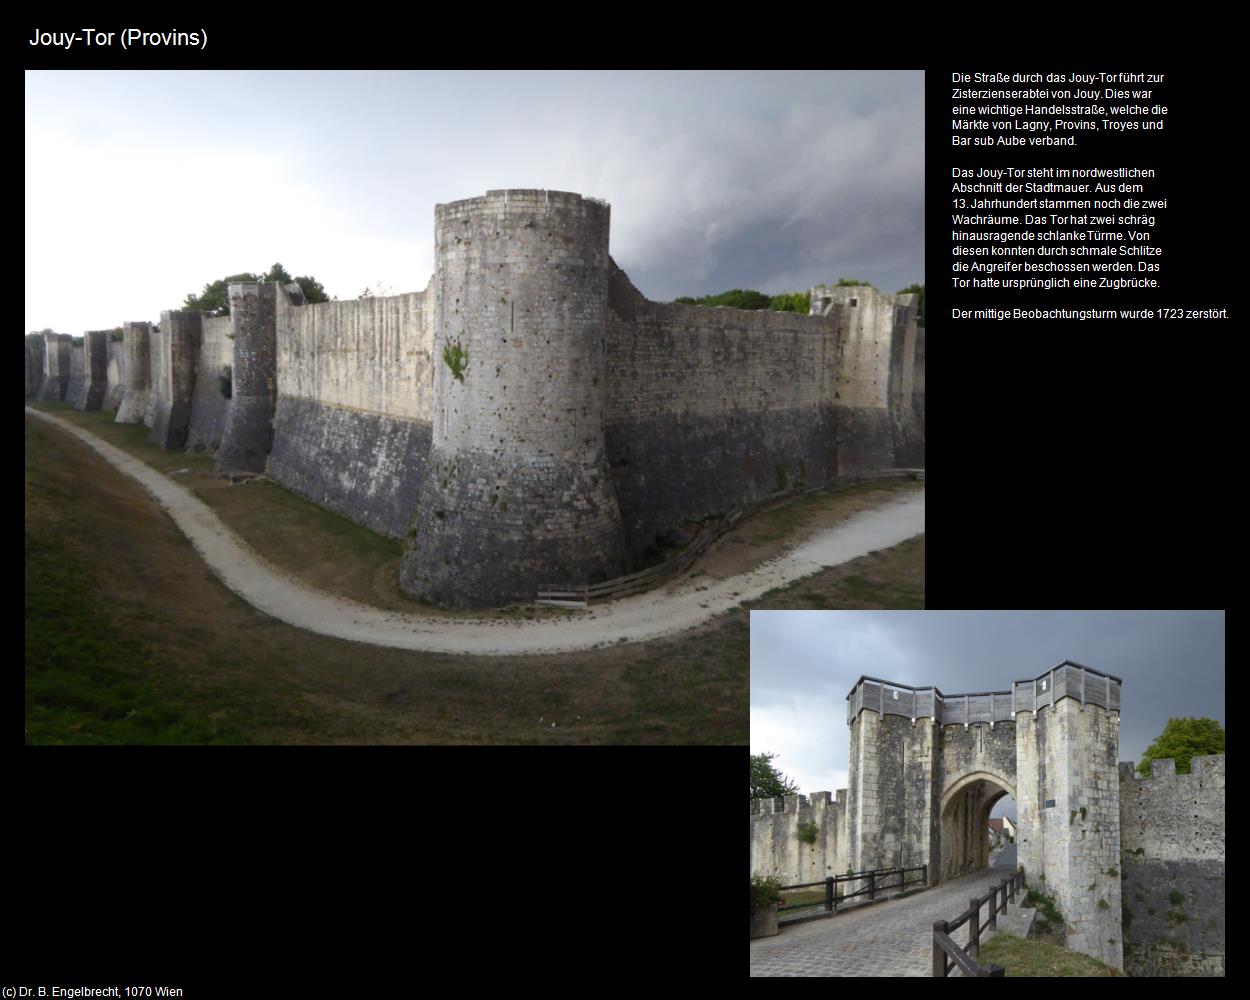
[1106,867,1118,877]
[750,874,783,915]
[1168,890,1184,906]
[797,821,818,845]
[1098,897,1109,910]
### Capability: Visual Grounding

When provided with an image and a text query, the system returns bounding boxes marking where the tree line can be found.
[675,279,925,326]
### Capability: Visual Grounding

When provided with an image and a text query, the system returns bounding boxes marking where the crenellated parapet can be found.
[750,787,848,884]
[1117,754,1224,976]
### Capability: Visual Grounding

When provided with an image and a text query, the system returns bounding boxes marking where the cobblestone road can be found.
[751,868,1015,977]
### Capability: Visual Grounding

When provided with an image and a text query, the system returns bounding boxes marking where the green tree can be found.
[1136,717,1224,776]
[675,288,772,310]
[768,291,811,313]
[751,751,799,800]
[898,283,925,326]
[183,267,330,314]
[833,278,873,288]
[263,262,293,285]
[293,275,329,304]
[183,272,260,315]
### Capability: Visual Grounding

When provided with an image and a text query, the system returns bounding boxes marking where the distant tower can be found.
[401,190,628,607]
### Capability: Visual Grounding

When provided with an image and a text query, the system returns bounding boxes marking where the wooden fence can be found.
[777,864,928,916]
[536,469,924,607]
[931,867,1025,977]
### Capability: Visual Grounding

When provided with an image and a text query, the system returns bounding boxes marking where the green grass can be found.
[977,933,1119,976]
[23,412,750,744]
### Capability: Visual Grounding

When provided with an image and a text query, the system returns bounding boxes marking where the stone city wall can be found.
[67,331,110,411]
[750,791,848,886]
[186,315,234,452]
[151,311,203,450]
[39,332,73,402]
[65,337,87,408]
[104,336,126,411]
[1118,755,1225,977]
[114,322,152,424]
[25,334,46,399]
[605,262,843,559]
[267,288,434,538]
[28,190,924,609]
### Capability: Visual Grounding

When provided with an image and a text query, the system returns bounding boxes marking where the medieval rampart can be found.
[186,315,234,451]
[750,791,847,886]
[29,189,924,607]
[267,287,434,538]
[604,264,844,558]
[753,663,1128,972]
[1118,755,1225,976]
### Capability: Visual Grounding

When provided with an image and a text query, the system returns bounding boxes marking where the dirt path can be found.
[27,408,924,655]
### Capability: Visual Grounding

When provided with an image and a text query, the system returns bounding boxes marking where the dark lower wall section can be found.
[836,406,897,478]
[402,447,628,607]
[267,396,432,540]
[605,405,838,560]
[1121,858,1225,976]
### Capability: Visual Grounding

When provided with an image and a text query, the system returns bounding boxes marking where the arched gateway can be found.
[751,661,1124,970]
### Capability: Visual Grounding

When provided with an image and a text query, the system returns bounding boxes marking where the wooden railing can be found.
[777,864,927,916]
[931,867,1025,977]
[537,469,925,607]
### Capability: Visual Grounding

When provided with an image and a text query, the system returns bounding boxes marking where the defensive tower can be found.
[114,321,152,423]
[402,190,628,607]
[217,282,278,474]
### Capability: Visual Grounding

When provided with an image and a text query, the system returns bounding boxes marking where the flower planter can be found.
[750,902,779,939]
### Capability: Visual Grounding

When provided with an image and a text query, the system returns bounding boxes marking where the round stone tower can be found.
[401,189,627,607]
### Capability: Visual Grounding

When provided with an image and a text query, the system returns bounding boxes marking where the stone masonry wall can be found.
[1118,755,1225,976]
[604,262,842,559]
[65,338,87,407]
[939,721,1017,880]
[848,711,939,876]
[40,333,73,402]
[114,322,152,424]
[750,790,848,885]
[104,336,126,411]
[71,331,109,411]
[151,311,203,449]
[267,288,435,538]
[1018,696,1123,971]
[403,190,628,606]
[26,334,46,399]
[186,315,234,452]
[217,283,278,474]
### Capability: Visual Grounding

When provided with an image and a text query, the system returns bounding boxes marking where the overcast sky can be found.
[750,611,1225,821]
[24,70,924,335]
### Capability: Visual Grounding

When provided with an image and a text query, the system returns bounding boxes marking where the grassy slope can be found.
[24,408,924,744]
[977,933,1120,976]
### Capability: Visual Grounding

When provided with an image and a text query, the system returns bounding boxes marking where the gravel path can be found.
[27,407,925,655]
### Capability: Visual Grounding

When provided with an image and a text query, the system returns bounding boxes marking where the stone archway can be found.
[938,771,1015,882]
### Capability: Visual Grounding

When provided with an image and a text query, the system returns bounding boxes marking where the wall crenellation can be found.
[1117,754,1225,976]
[26,189,925,608]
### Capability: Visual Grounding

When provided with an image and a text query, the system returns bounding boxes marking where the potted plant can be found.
[750,874,783,938]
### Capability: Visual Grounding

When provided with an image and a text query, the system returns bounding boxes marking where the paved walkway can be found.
[751,868,1014,977]
[26,407,925,656]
